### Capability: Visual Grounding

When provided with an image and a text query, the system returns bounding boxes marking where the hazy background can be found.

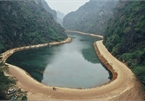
[45,0,89,15]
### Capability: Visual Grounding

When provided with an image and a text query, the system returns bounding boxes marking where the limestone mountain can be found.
[63,0,118,35]
[103,1,145,87]
[57,11,65,26]
[41,0,57,20]
[57,11,65,20]
[41,0,64,26]
[0,0,67,53]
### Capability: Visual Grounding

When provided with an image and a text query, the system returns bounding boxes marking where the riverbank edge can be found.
[93,41,117,86]
[2,38,72,63]
[0,33,143,100]
[3,37,112,89]
[0,37,72,97]
[3,37,116,90]
[2,37,117,91]
[65,30,104,39]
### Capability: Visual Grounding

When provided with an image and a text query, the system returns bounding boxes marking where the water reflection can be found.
[82,47,100,63]
[6,46,56,82]
[7,33,111,88]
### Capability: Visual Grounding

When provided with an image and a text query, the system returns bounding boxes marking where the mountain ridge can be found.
[63,0,118,35]
[103,1,145,88]
[0,0,67,53]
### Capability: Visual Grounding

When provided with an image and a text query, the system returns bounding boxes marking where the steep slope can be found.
[41,0,57,20]
[57,11,65,20]
[0,0,67,53]
[57,11,65,26]
[41,0,64,25]
[103,1,145,87]
[63,0,118,35]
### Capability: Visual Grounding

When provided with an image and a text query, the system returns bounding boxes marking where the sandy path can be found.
[95,41,144,100]
[2,38,144,100]
[65,30,103,39]
[2,38,72,62]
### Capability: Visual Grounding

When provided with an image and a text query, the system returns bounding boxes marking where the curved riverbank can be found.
[2,38,72,63]
[93,42,117,85]
[65,30,103,39]
[95,41,144,100]
[1,35,143,100]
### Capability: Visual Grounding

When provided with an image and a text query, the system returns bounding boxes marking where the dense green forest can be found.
[41,0,64,25]
[1,0,145,99]
[63,0,118,35]
[0,0,67,99]
[0,0,67,53]
[0,59,27,100]
[103,1,145,87]
[41,0,57,20]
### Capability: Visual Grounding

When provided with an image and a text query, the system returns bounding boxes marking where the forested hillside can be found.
[0,0,67,53]
[63,0,118,35]
[103,1,145,87]
[41,0,64,25]
[0,0,67,99]
[41,0,57,20]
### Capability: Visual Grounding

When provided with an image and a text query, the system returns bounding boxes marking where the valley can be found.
[2,31,144,100]
[0,0,145,100]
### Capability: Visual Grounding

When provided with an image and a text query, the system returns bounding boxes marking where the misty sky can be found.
[45,0,89,15]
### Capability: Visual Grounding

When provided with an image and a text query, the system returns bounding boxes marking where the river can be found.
[7,33,111,89]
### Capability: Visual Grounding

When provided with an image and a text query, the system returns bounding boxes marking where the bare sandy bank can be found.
[2,38,72,63]
[2,38,144,100]
[94,41,144,100]
[65,30,103,39]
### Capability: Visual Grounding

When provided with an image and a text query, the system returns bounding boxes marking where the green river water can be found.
[7,33,111,89]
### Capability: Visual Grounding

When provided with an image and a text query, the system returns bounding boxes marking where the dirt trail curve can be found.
[65,30,103,39]
[2,34,144,100]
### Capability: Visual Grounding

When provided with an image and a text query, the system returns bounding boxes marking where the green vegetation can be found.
[103,1,145,88]
[63,0,118,35]
[0,60,27,100]
[0,64,12,99]
[41,0,57,20]
[21,96,27,100]
[0,0,67,53]
[0,0,68,99]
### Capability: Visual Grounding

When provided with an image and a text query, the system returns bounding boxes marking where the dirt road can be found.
[2,38,72,62]
[95,41,144,100]
[3,39,143,100]
[65,30,103,39]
